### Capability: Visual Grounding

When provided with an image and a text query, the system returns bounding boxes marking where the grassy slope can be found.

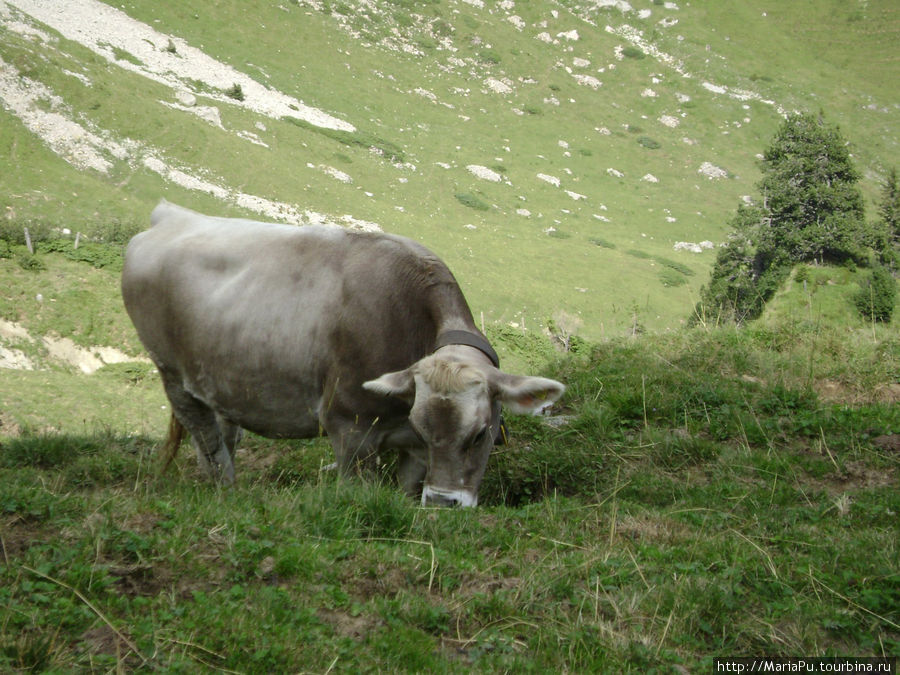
[1,0,897,337]
[1,322,897,672]
[1,3,898,669]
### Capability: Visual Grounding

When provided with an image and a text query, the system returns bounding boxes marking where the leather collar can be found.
[434,329,499,367]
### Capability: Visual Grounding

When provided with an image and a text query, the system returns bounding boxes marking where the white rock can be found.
[175,90,196,106]
[467,165,503,182]
[537,173,561,187]
[698,162,727,179]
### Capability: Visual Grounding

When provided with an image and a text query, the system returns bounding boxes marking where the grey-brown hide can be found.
[122,201,565,507]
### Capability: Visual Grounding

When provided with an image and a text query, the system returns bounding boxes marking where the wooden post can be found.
[74,232,81,250]
[24,227,33,254]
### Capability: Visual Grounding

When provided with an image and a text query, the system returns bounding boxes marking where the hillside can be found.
[2,0,898,337]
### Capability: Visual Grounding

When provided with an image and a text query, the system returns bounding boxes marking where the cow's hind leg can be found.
[161,375,235,485]
[217,414,243,464]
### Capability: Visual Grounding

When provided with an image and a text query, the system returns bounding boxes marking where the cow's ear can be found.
[490,372,565,415]
[363,369,416,401]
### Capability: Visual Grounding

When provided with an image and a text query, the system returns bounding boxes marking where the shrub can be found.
[17,253,45,271]
[478,49,501,65]
[654,256,695,276]
[854,265,896,323]
[431,19,453,37]
[622,46,645,59]
[637,136,661,150]
[225,83,245,101]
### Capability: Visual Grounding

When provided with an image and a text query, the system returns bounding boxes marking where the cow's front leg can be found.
[326,417,382,476]
[380,426,427,498]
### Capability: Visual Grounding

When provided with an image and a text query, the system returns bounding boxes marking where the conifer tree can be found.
[757,112,866,265]
[697,112,869,324]
[871,167,900,269]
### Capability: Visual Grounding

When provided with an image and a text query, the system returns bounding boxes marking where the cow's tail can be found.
[159,413,186,475]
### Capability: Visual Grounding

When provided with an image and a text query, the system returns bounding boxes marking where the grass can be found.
[1,0,897,338]
[2,322,897,671]
[1,4,897,668]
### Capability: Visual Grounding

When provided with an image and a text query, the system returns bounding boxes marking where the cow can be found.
[121,201,565,507]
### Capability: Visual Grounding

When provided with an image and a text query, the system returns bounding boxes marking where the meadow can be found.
[2,0,898,337]
[1,247,898,671]
[1,0,898,671]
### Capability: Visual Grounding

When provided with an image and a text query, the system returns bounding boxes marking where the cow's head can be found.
[363,349,564,507]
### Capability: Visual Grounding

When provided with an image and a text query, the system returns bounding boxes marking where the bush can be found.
[854,265,897,322]
[16,253,45,271]
[659,269,688,287]
[225,83,245,101]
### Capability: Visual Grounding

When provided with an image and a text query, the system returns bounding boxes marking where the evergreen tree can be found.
[757,112,866,265]
[698,112,870,325]
[854,265,897,323]
[696,206,765,323]
[870,167,900,269]
[878,167,900,241]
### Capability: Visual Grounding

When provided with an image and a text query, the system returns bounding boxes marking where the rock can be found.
[175,90,196,107]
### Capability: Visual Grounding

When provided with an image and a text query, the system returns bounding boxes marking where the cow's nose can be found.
[421,486,477,508]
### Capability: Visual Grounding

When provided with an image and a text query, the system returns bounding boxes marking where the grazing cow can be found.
[122,201,564,507]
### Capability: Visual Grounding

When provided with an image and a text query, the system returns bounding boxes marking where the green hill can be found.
[2,0,898,337]
[1,6,898,668]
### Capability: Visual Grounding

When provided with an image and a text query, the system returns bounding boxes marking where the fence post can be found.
[24,227,33,254]
[74,232,81,250]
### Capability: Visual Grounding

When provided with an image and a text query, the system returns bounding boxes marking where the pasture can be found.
[2,291,897,670]
[2,0,898,338]
[1,0,898,670]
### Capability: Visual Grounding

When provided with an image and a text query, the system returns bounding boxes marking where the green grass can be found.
[0,251,143,354]
[2,323,897,671]
[1,0,896,338]
[1,4,898,669]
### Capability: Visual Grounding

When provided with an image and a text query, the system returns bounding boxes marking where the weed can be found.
[16,253,45,271]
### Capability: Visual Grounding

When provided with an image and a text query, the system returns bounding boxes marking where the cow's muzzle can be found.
[421,486,477,508]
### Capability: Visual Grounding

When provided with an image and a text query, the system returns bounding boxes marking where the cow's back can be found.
[122,201,465,437]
